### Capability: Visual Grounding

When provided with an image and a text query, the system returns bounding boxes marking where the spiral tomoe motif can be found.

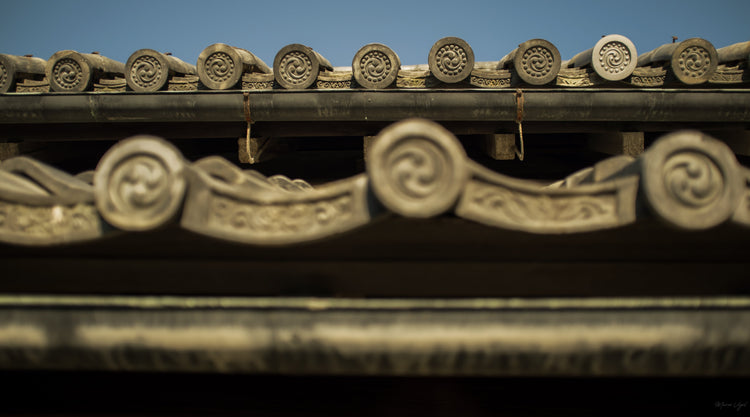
[130,55,162,89]
[521,46,554,79]
[366,119,468,218]
[95,136,186,231]
[360,51,392,84]
[679,46,711,79]
[110,155,171,215]
[598,41,631,75]
[386,138,447,201]
[279,51,312,86]
[436,44,468,77]
[641,131,741,230]
[205,52,234,83]
[52,58,84,90]
[663,151,723,208]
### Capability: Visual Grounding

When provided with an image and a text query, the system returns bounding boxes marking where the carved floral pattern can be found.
[0,201,99,238]
[316,80,351,89]
[465,182,620,229]
[15,79,49,93]
[630,67,667,87]
[469,75,511,88]
[243,80,274,90]
[207,194,353,235]
[556,69,594,87]
[710,66,744,84]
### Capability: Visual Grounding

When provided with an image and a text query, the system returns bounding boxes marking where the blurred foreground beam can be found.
[0,295,748,376]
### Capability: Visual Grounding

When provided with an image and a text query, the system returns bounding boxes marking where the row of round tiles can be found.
[1,36,746,93]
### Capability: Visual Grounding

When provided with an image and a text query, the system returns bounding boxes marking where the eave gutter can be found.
[1,89,749,124]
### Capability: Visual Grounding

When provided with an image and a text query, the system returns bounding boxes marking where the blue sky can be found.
[1,0,748,68]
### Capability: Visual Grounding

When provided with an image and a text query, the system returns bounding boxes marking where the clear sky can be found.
[1,0,748,68]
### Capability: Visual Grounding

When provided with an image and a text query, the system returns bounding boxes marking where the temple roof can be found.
[1,37,750,378]
[0,37,747,94]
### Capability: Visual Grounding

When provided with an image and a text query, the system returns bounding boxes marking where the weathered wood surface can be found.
[497,39,561,85]
[0,54,46,93]
[637,38,718,85]
[352,43,400,89]
[482,133,516,160]
[567,34,637,81]
[125,49,196,92]
[273,44,333,89]
[197,43,271,90]
[428,37,474,84]
[45,50,125,92]
[587,131,644,156]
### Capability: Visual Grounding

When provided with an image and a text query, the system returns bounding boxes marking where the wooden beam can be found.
[588,132,644,156]
[482,133,516,160]
[363,135,375,160]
